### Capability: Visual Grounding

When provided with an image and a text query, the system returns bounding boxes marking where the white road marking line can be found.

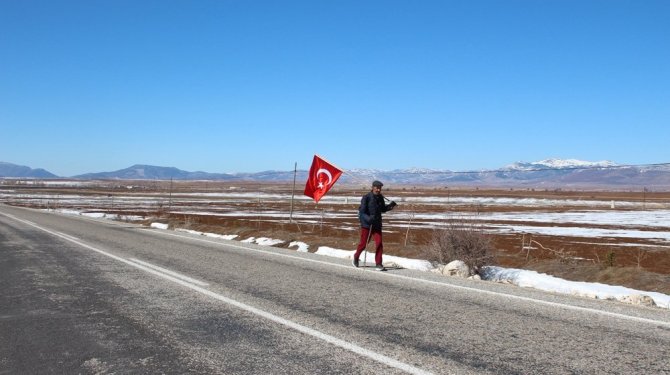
[1,211,435,375]
[152,229,670,328]
[54,230,80,241]
[127,258,209,286]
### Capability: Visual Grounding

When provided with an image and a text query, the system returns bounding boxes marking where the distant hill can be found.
[0,162,58,178]
[73,164,236,180]
[4,159,670,188]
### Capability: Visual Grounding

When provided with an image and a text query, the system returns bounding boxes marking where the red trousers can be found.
[354,226,383,265]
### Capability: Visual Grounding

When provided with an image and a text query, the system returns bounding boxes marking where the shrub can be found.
[422,220,495,271]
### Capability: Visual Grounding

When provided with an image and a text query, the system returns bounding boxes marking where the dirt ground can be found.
[2,180,669,294]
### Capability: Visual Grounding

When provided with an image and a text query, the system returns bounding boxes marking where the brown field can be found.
[2,179,669,294]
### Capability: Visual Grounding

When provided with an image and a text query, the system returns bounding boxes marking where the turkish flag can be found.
[304,155,343,203]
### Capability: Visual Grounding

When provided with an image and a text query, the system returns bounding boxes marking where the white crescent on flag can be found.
[315,168,333,188]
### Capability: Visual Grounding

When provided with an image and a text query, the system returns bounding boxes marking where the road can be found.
[1,204,669,374]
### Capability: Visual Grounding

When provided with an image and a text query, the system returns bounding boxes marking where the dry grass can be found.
[421,221,495,271]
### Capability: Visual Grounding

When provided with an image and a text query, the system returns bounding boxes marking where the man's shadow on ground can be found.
[358,264,403,271]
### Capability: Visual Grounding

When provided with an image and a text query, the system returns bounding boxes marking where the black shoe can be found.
[375,264,386,271]
[352,258,359,268]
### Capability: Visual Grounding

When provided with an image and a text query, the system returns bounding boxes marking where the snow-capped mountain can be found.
[341,159,669,188]
[505,159,617,171]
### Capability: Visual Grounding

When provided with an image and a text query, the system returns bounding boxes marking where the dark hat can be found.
[372,180,383,187]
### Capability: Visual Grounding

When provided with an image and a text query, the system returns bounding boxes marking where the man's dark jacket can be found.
[358,192,391,230]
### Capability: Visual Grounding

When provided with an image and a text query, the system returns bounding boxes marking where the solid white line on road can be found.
[0,211,435,375]
[127,258,209,286]
[151,228,670,328]
[54,230,80,242]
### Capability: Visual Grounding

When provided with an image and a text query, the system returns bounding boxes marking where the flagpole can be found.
[363,226,373,266]
[312,154,377,190]
[289,162,297,223]
[314,153,345,173]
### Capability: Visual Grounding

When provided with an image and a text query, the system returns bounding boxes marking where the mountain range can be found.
[1,159,669,189]
[0,162,58,178]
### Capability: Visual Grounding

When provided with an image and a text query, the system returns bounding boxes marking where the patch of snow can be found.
[241,237,283,246]
[481,266,670,307]
[314,246,433,271]
[289,241,309,252]
[119,215,145,221]
[256,237,284,246]
[150,223,169,230]
[486,224,670,242]
[176,229,202,235]
[82,212,108,218]
[203,232,238,240]
[54,209,83,216]
[175,229,238,240]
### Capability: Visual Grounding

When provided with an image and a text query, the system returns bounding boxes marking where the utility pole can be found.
[168,177,173,215]
[289,162,297,222]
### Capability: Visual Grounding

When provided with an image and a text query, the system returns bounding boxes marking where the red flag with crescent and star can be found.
[304,155,343,203]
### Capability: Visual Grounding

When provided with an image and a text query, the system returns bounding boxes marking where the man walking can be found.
[352,180,397,271]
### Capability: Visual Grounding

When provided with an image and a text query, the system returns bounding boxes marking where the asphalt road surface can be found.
[1,204,669,374]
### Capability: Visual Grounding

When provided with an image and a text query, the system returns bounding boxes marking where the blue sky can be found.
[1,0,668,176]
